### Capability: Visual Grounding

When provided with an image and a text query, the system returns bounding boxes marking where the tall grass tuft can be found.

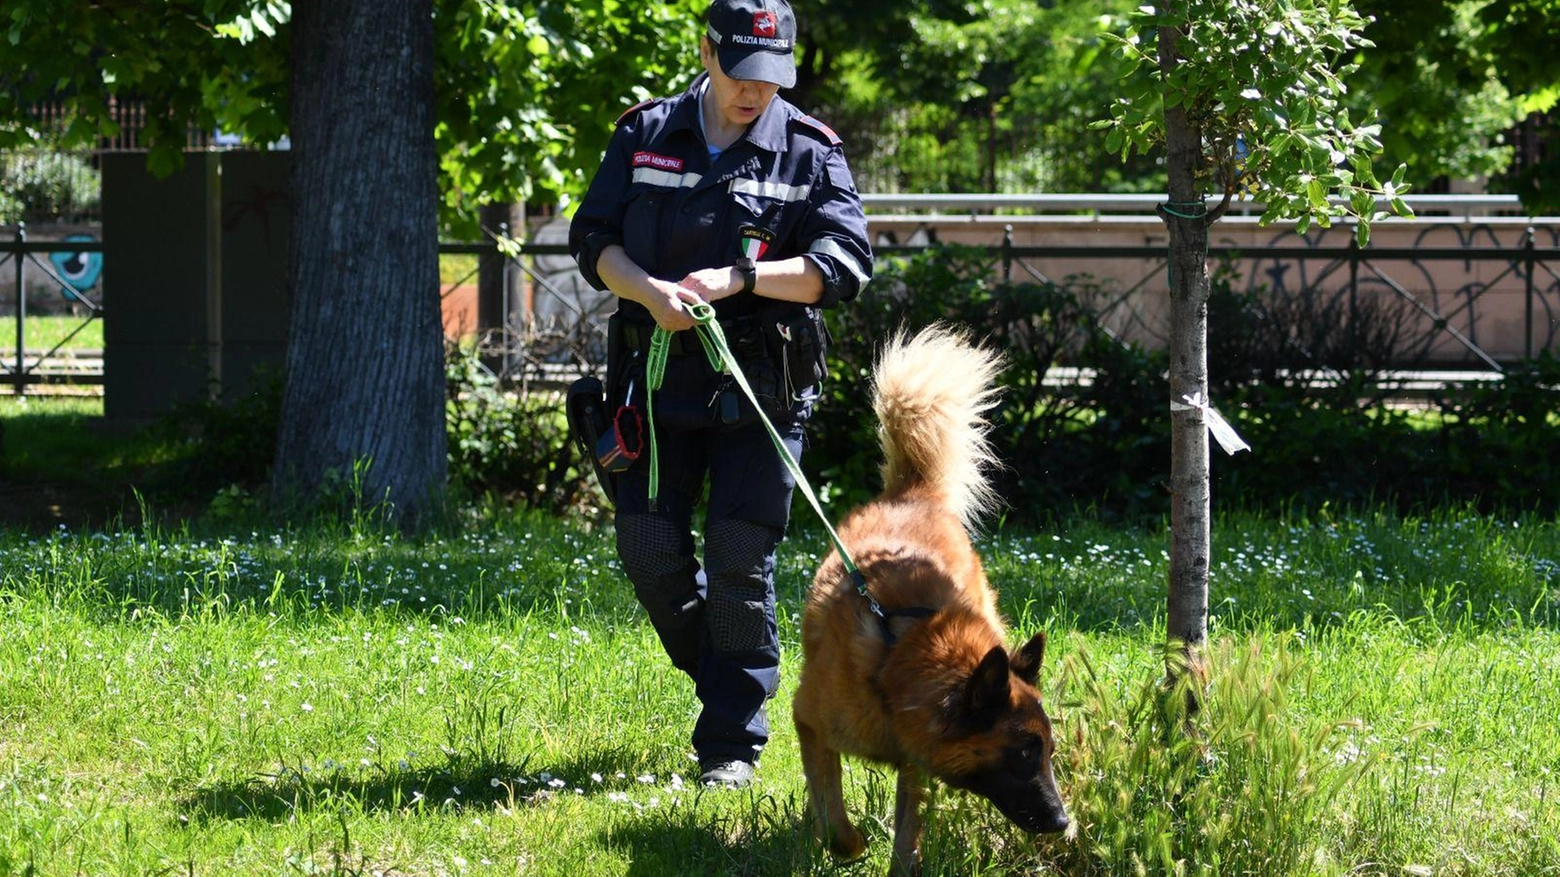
[1048,636,1370,876]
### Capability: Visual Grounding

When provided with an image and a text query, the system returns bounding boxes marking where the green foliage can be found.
[0,188,21,225]
[0,0,703,234]
[1348,0,1525,186]
[444,341,594,515]
[811,0,1159,195]
[155,373,285,510]
[0,1,291,176]
[0,150,101,222]
[813,246,1560,522]
[434,0,705,236]
[1434,352,1560,505]
[1473,0,1560,97]
[1098,0,1413,244]
[813,246,1173,520]
[804,0,1552,202]
[1208,287,1560,516]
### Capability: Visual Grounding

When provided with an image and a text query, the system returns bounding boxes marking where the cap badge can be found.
[752,11,778,37]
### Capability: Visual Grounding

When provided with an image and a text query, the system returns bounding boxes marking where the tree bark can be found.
[274,0,446,525]
[1159,24,1211,688]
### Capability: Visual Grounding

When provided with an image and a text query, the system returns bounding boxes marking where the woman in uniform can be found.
[568,0,872,788]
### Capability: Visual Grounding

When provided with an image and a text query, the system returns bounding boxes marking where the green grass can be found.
[0,397,140,481]
[1,505,1557,875]
[0,314,104,352]
[0,397,190,529]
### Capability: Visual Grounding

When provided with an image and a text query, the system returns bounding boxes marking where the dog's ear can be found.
[1010,631,1046,687]
[965,645,1012,720]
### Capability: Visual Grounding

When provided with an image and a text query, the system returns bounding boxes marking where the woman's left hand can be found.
[678,266,742,303]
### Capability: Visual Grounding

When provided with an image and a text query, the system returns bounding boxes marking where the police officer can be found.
[569,0,872,788]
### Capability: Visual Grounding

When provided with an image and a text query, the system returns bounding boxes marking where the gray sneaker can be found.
[698,759,756,788]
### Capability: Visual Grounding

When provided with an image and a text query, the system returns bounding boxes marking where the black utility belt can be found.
[609,308,829,422]
[616,320,732,357]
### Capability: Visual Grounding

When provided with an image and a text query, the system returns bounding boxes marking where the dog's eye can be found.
[1016,736,1044,763]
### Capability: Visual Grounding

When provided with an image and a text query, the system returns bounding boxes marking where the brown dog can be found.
[792,325,1068,875]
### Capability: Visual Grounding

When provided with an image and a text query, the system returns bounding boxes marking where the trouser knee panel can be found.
[704,518,779,654]
[618,513,703,673]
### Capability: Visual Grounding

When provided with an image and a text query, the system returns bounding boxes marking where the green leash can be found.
[643,302,876,605]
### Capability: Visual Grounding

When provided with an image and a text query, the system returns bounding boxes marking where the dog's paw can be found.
[826,825,867,861]
[887,850,921,877]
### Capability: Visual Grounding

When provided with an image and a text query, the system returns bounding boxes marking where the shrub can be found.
[155,371,284,507]
[135,245,1555,522]
[444,332,598,517]
[814,245,1172,521]
[0,188,22,225]
[1433,351,1560,509]
[0,150,101,221]
[814,244,1560,522]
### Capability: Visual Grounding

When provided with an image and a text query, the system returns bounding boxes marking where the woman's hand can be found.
[594,245,703,330]
[646,278,703,331]
[678,266,741,303]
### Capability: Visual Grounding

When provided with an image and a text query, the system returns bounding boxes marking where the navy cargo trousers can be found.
[610,346,804,764]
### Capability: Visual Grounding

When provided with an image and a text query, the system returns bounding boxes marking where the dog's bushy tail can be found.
[872,324,1003,530]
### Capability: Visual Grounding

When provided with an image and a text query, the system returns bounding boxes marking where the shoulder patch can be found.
[793,114,843,147]
[615,98,664,127]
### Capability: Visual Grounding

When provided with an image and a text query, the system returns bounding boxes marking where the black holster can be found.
[763,305,829,403]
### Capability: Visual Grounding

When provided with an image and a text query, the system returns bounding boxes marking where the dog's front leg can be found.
[796,720,866,860]
[889,763,928,877]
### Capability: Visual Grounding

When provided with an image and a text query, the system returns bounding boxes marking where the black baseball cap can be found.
[705,0,797,88]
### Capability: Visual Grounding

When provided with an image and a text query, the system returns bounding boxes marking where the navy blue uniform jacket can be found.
[569,73,872,323]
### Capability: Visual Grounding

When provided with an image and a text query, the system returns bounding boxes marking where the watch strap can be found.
[737,257,756,295]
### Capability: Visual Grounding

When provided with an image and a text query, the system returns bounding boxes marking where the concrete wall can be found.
[868,214,1560,365]
[101,151,289,419]
[527,212,1559,366]
[0,223,102,311]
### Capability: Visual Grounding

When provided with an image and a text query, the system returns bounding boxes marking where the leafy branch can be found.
[1095,0,1413,244]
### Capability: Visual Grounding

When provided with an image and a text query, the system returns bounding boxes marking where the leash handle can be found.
[644,331,670,511]
[644,302,867,585]
[646,305,895,632]
[644,302,724,512]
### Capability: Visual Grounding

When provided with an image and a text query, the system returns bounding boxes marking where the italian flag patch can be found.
[739,225,775,261]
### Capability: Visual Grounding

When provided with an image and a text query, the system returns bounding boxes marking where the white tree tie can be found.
[1170,392,1251,456]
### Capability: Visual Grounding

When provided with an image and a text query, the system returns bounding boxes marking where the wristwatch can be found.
[736,256,757,295]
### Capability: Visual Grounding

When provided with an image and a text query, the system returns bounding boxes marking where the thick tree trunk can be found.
[274,0,446,524]
[1159,25,1211,688]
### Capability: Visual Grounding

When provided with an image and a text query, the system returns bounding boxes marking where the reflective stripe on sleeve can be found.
[808,238,871,288]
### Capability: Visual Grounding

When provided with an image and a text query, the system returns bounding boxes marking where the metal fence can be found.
[505,195,1555,369]
[3,99,222,225]
[6,195,1559,397]
[0,230,104,395]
